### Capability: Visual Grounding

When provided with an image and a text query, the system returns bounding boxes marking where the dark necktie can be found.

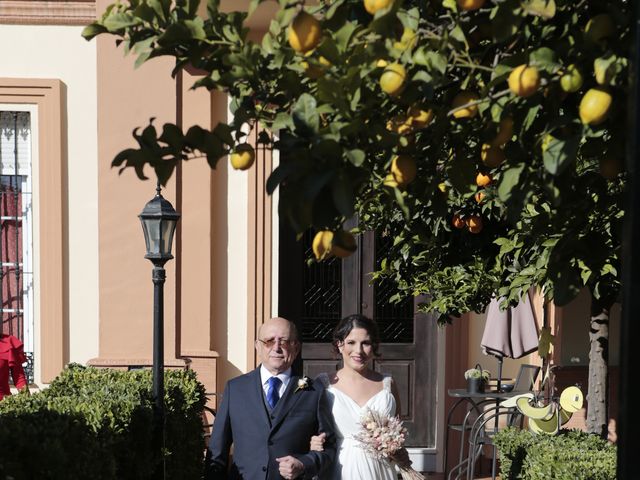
[267,376,282,409]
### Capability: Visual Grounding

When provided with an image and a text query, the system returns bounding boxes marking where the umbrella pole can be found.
[497,355,503,392]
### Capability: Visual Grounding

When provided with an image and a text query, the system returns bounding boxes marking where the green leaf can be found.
[331,174,355,217]
[498,164,525,202]
[334,22,357,53]
[103,13,142,31]
[542,134,579,175]
[81,23,108,40]
[292,94,319,135]
[346,149,365,167]
[530,47,557,70]
[521,0,556,19]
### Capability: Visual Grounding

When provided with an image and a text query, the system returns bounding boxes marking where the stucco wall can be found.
[0,25,99,371]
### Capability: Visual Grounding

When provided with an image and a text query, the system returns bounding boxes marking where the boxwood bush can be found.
[0,364,206,480]
[494,427,617,480]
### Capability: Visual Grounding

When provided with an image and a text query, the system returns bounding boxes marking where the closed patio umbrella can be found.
[481,289,539,390]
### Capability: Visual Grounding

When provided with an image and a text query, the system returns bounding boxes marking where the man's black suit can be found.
[205,367,336,479]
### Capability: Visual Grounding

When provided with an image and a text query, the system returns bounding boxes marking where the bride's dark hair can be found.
[332,314,381,357]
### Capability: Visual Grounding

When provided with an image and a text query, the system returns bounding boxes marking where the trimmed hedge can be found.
[0,364,206,480]
[494,427,617,480]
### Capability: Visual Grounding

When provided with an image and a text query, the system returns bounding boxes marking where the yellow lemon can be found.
[391,155,417,186]
[491,117,514,146]
[386,115,412,134]
[451,91,480,119]
[407,105,434,129]
[301,51,331,79]
[457,0,486,11]
[380,63,406,96]
[393,27,417,51]
[383,173,399,188]
[508,64,540,98]
[230,144,256,170]
[585,14,614,46]
[579,87,612,125]
[480,143,505,169]
[363,0,394,15]
[288,11,321,53]
[312,230,334,260]
[376,59,389,68]
[331,230,357,258]
[560,64,584,92]
[438,182,448,193]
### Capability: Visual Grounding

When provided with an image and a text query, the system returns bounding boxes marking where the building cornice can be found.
[0,1,95,26]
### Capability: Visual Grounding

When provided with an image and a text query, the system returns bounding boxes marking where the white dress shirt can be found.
[260,364,291,399]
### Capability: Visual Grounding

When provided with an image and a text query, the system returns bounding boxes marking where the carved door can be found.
[278,222,437,446]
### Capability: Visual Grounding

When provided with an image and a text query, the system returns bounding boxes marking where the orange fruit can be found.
[599,156,622,180]
[288,11,321,53]
[380,63,406,96]
[475,191,485,203]
[451,91,480,119]
[457,0,486,11]
[508,65,540,98]
[480,143,505,169]
[579,88,612,125]
[466,215,483,233]
[476,172,492,187]
[452,214,465,229]
[230,144,256,170]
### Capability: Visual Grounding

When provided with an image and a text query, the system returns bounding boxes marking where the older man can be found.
[205,317,336,479]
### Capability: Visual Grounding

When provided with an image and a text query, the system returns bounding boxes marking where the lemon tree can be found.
[84,0,630,437]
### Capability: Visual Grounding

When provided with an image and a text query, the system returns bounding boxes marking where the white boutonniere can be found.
[295,376,312,393]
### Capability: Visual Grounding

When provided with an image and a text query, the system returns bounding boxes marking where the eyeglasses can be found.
[257,338,296,349]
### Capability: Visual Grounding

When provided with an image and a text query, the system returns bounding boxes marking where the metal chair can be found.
[512,364,540,392]
[465,404,524,480]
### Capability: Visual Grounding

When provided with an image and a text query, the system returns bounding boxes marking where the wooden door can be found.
[279,222,438,446]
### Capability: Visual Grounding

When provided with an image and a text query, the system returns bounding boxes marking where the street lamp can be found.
[139,183,180,478]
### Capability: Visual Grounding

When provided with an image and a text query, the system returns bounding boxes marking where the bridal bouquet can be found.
[353,408,425,480]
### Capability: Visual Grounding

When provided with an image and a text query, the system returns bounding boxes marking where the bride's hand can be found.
[309,432,326,451]
[391,447,412,468]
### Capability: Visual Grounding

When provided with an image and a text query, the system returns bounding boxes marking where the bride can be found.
[311,314,410,479]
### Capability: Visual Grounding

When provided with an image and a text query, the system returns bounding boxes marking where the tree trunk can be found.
[587,295,612,437]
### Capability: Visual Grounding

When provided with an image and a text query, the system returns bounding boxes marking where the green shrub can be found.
[494,427,617,480]
[0,364,206,480]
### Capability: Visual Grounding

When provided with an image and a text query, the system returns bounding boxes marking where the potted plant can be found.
[465,364,491,393]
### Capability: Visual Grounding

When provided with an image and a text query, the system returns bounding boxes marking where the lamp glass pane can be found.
[144,218,161,255]
[161,219,177,255]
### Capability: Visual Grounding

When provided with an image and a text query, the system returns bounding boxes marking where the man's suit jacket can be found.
[205,367,336,479]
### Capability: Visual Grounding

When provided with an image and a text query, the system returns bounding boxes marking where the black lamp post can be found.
[139,183,180,478]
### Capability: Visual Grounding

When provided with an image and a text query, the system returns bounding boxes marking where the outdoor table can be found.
[445,388,519,480]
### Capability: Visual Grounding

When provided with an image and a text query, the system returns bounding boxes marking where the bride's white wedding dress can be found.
[318,373,398,479]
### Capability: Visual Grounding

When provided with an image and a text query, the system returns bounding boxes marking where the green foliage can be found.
[494,427,617,480]
[83,0,627,320]
[0,364,206,480]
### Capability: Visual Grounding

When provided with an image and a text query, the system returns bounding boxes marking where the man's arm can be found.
[204,383,233,480]
[295,386,337,478]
